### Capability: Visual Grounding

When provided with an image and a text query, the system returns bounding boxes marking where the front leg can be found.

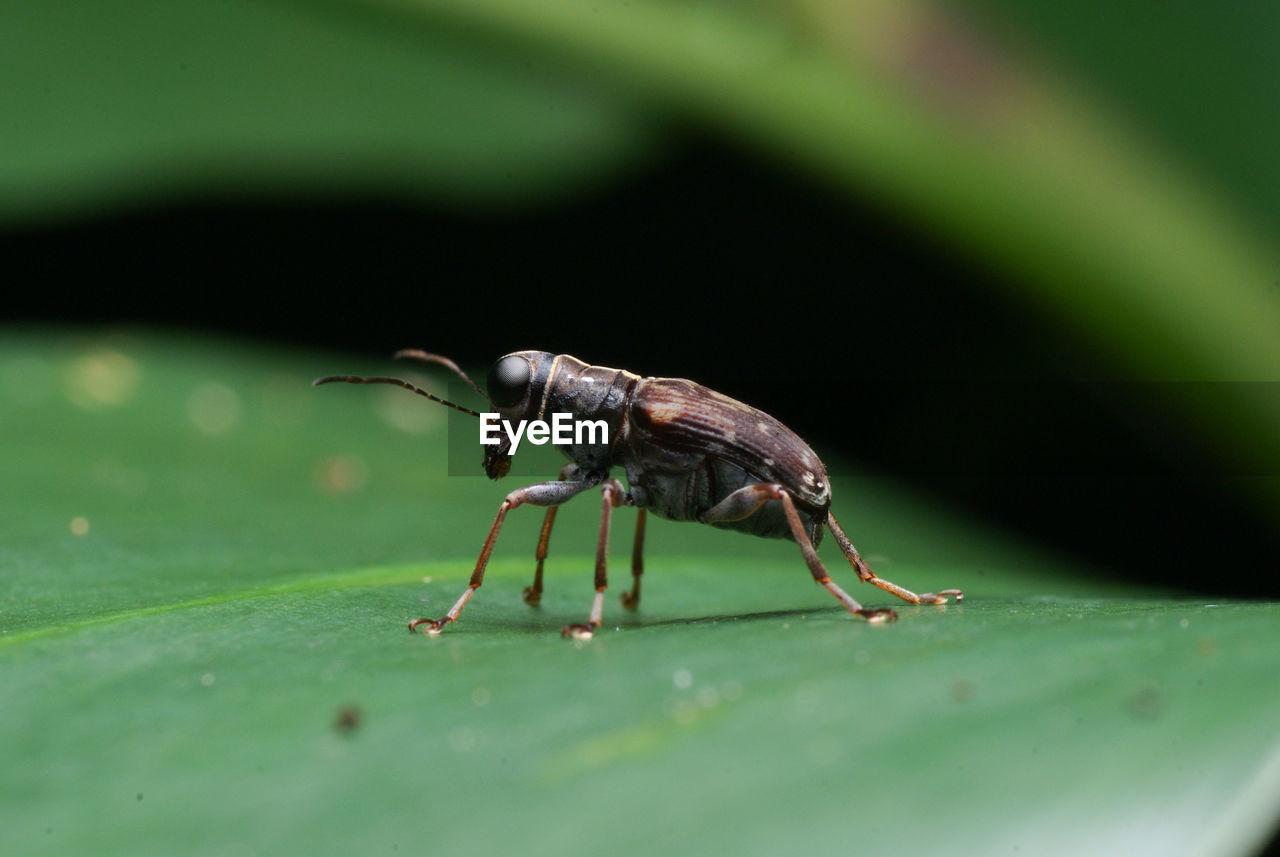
[561,478,627,640]
[410,473,601,636]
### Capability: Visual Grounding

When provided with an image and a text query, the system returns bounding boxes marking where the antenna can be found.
[312,375,483,418]
[393,350,489,403]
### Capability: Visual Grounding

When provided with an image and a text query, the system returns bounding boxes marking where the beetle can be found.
[316,350,961,639]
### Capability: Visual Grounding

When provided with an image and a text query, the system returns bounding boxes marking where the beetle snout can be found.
[483,435,513,479]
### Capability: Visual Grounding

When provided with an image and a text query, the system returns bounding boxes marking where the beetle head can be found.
[481,351,555,479]
[313,349,569,481]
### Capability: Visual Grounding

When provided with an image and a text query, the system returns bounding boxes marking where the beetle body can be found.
[317,350,961,638]
[486,351,830,543]
[625,376,831,543]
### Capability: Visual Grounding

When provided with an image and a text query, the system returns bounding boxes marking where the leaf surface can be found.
[3,332,1278,857]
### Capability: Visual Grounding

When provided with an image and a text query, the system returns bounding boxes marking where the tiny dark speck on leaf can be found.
[949,678,973,702]
[136,792,143,802]
[336,705,362,734]
[1129,685,1164,720]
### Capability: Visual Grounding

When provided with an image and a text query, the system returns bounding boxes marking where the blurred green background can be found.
[3,1,1279,856]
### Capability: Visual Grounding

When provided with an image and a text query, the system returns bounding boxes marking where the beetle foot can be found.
[619,590,640,611]
[408,617,450,636]
[918,588,964,605]
[560,623,598,641]
[522,586,542,607]
[855,608,898,624]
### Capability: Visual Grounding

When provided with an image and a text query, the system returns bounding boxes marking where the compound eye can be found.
[487,356,531,409]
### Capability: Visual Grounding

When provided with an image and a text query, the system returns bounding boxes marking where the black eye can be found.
[487,356,531,409]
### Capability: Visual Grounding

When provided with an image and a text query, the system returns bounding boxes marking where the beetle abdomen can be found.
[627,378,831,512]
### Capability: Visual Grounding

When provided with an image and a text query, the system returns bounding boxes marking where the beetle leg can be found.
[409,474,599,636]
[702,484,896,623]
[698,482,776,523]
[525,506,556,606]
[525,464,581,606]
[620,509,647,610]
[562,479,626,640]
[827,513,963,605]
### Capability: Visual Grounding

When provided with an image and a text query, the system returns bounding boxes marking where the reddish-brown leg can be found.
[523,506,556,606]
[827,513,963,605]
[562,479,625,640]
[410,474,598,635]
[620,508,646,610]
[701,483,895,622]
[523,464,581,606]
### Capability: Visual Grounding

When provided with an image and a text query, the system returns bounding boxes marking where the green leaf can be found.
[0,0,655,219]
[3,331,1279,857]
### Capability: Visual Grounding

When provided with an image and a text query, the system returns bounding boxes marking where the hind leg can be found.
[827,513,963,605]
[701,484,896,623]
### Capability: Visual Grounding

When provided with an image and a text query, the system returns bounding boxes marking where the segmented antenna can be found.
[312,375,482,418]
[392,350,489,403]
